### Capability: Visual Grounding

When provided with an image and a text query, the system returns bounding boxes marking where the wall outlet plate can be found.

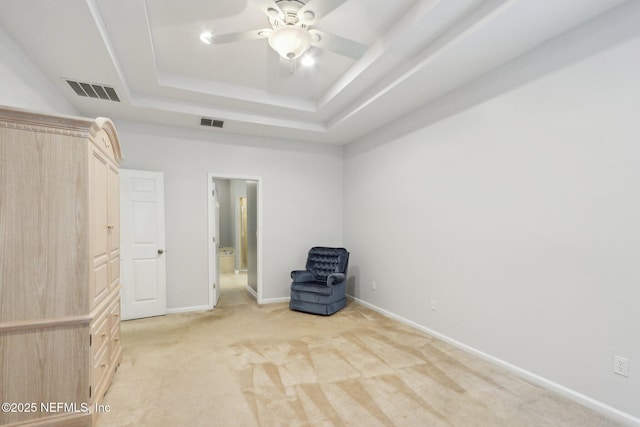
[613,355,630,377]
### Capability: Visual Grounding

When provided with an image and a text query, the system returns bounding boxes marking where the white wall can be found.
[213,179,232,247]
[0,26,77,115]
[114,122,343,309]
[343,4,640,422]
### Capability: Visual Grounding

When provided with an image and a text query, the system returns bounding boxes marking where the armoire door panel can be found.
[109,254,120,289]
[94,261,109,303]
[108,165,120,253]
[0,128,90,321]
[0,325,90,425]
[92,151,109,262]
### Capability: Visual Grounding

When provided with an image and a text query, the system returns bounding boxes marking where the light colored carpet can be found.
[97,273,618,426]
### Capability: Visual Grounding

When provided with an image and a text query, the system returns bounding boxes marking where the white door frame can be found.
[207,173,263,307]
[208,178,221,307]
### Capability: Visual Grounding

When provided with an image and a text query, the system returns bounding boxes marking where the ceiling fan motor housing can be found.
[268,0,312,59]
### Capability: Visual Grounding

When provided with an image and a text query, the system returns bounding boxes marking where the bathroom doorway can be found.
[207,174,262,308]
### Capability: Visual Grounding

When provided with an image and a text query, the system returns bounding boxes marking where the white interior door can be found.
[120,169,167,320]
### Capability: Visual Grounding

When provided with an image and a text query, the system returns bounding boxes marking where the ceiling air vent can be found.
[65,79,120,102]
[200,117,224,128]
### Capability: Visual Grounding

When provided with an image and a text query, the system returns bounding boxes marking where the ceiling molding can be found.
[0,0,631,146]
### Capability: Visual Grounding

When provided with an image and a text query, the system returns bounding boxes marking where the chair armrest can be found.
[291,270,314,282]
[327,273,346,286]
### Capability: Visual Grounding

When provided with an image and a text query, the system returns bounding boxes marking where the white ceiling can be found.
[0,0,628,145]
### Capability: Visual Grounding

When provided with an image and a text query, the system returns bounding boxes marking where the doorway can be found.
[207,174,262,308]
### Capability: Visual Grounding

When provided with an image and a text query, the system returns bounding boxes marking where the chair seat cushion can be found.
[291,281,332,296]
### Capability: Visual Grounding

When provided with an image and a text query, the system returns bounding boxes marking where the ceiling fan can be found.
[200,0,367,63]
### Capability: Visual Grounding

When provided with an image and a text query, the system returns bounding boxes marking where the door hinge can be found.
[89,386,92,398]
[90,334,92,346]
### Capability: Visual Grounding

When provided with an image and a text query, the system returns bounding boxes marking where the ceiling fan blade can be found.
[210,29,271,44]
[308,29,366,60]
[298,0,347,25]
[253,0,284,20]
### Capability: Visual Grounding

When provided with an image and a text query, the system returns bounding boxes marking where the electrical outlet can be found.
[430,298,437,311]
[613,356,629,377]
[371,281,377,291]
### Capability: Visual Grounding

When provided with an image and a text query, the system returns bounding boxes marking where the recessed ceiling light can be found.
[301,55,315,67]
[200,31,213,44]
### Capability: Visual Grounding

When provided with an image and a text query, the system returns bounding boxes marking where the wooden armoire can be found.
[0,106,123,427]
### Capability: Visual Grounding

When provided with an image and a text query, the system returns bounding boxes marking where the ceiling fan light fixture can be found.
[268,25,311,59]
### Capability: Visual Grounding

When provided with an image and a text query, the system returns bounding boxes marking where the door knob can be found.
[157,249,164,255]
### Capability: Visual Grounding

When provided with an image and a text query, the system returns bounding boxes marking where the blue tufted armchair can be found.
[289,247,350,315]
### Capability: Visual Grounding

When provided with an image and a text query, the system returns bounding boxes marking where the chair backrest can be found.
[305,247,349,281]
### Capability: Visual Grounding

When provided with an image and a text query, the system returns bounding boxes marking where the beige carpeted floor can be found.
[97,273,619,426]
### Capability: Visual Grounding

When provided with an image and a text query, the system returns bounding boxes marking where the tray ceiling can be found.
[0,0,628,144]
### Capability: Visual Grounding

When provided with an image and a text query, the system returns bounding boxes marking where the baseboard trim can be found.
[246,285,258,299]
[261,296,290,304]
[166,305,210,314]
[349,295,640,427]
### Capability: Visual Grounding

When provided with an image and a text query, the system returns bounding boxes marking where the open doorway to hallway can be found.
[219,270,249,306]
[208,174,262,308]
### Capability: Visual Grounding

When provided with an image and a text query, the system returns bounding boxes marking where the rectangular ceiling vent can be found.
[200,117,224,128]
[65,79,120,102]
